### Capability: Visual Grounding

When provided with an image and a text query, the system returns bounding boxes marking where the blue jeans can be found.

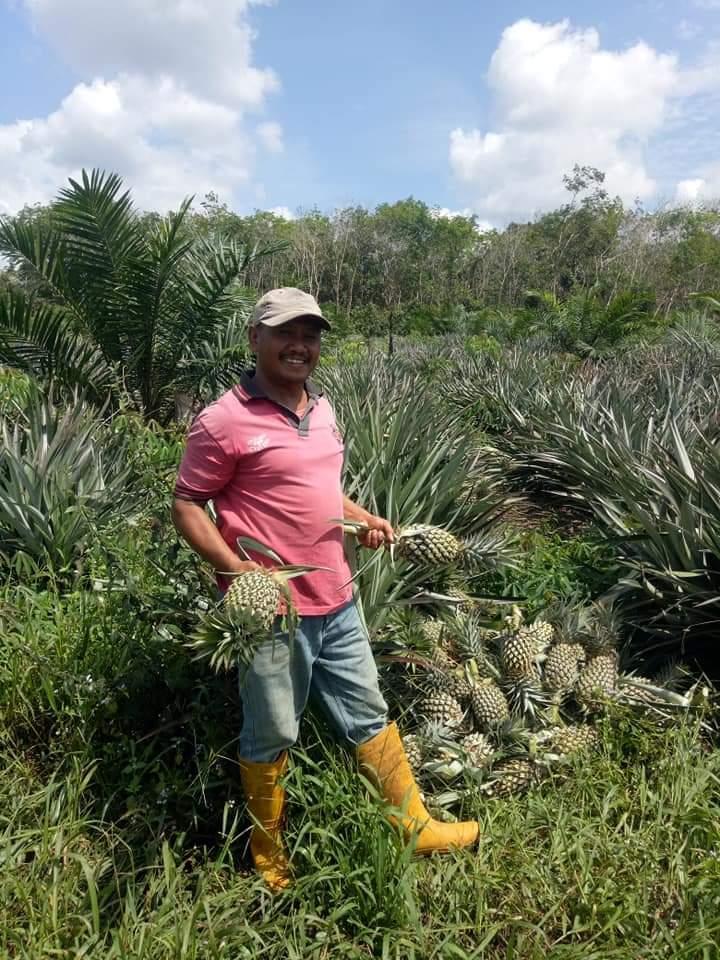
[238,599,388,762]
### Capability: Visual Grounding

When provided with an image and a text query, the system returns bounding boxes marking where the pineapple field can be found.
[0,173,719,958]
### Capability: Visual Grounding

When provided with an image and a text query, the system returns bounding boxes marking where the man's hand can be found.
[357,514,395,550]
[342,494,394,550]
[224,558,263,576]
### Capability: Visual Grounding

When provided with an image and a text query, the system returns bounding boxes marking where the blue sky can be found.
[1,0,719,222]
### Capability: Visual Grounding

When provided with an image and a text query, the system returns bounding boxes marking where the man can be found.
[172,287,479,891]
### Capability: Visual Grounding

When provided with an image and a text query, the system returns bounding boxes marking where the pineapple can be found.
[420,618,446,647]
[419,691,465,730]
[429,644,456,671]
[543,643,586,694]
[428,666,472,704]
[484,758,539,797]
[500,624,552,680]
[224,568,281,623]
[394,524,465,567]
[524,620,555,647]
[187,559,323,672]
[616,675,691,709]
[503,675,549,726]
[575,653,619,710]
[470,679,510,729]
[460,733,494,770]
[402,734,425,774]
[187,569,285,672]
[541,724,599,757]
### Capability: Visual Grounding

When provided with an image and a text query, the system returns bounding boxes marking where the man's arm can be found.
[342,494,394,550]
[172,499,258,575]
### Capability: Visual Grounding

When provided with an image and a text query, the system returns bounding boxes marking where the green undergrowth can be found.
[476,526,618,617]
[0,716,718,958]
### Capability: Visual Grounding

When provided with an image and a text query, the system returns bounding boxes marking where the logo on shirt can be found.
[248,433,270,453]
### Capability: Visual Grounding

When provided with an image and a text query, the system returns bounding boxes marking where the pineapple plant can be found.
[451,613,499,661]
[503,674,550,726]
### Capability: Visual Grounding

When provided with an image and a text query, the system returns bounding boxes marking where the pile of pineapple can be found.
[390,600,692,804]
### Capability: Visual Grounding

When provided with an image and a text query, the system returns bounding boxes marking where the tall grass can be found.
[0,715,717,958]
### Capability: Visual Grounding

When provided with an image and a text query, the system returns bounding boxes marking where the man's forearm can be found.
[342,495,374,525]
[172,499,244,573]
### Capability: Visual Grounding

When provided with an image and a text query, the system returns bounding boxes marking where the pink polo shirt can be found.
[174,372,353,615]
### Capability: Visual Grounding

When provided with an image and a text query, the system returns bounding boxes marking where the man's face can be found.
[249,315,323,386]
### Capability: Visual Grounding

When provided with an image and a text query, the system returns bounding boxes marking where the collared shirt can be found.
[174,370,352,615]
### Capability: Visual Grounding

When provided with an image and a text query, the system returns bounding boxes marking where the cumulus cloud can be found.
[430,207,493,232]
[449,19,706,224]
[675,168,720,204]
[267,205,295,219]
[0,0,281,214]
[257,121,284,154]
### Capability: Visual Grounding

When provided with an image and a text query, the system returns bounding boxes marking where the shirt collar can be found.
[237,368,322,401]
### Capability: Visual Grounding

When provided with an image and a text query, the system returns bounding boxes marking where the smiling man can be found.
[172,287,479,891]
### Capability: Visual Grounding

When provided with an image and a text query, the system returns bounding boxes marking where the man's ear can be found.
[248,325,259,352]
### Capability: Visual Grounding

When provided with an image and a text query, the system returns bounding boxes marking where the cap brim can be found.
[256,309,331,331]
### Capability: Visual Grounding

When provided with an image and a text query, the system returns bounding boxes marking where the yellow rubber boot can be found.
[238,752,291,891]
[357,722,479,854]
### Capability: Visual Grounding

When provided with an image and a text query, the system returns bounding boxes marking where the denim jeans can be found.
[238,598,388,762]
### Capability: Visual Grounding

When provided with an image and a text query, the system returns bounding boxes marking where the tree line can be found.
[187,165,720,336]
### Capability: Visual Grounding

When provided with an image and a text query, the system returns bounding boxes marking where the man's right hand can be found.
[223,558,263,577]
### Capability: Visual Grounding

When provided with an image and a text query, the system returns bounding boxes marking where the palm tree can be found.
[0,170,277,420]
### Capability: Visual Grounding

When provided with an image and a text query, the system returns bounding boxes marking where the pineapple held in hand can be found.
[394,524,465,567]
[187,538,329,673]
[334,518,502,574]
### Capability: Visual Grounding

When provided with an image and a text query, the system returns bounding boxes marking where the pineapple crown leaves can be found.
[501,675,553,726]
[186,601,273,673]
[232,534,335,583]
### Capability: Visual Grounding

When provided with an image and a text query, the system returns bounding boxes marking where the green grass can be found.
[0,715,718,959]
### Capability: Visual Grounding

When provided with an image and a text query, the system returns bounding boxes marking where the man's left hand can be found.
[358,515,394,550]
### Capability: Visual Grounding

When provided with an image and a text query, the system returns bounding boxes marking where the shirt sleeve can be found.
[174,416,238,502]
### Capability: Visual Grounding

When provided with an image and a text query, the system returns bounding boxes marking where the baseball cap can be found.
[251,287,331,331]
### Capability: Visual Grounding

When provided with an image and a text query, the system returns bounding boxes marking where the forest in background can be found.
[188,165,720,338]
[5,165,720,345]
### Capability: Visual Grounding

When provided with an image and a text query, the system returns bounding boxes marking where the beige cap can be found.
[251,287,330,330]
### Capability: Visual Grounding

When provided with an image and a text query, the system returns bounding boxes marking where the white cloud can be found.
[449,18,706,223]
[430,206,493,232]
[257,121,284,154]
[267,205,295,219]
[675,166,720,204]
[676,178,706,202]
[430,206,474,219]
[0,1,281,214]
